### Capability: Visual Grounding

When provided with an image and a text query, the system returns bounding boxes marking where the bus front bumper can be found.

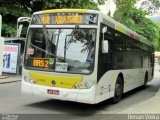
[21,81,96,104]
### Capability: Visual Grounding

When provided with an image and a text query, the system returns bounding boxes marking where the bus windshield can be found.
[24,28,96,74]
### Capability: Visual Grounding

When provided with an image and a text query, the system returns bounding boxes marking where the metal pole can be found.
[0,15,4,75]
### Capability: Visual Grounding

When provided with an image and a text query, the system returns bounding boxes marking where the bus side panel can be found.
[95,68,153,103]
[95,71,118,103]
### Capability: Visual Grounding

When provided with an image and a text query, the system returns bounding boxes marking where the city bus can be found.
[22,9,154,104]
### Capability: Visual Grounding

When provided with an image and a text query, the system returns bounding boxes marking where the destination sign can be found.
[31,13,98,25]
[55,15,82,24]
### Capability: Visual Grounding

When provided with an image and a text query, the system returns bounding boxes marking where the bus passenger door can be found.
[97,24,114,99]
[97,26,113,82]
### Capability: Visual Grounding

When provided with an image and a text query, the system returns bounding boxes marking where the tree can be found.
[0,0,107,36]
[154,24,160,51]
[113,0,160,50]
[43,0,108,10]
[0,0,31,36]
[138,0,160,16]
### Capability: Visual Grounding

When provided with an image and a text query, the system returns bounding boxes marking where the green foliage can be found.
[0,7,30,36]
[115,0,136,10]
[139,0,160,16]
[114,0,160,50]
[43,0,99,10]
[2,23,16,37]
[0,0,31,36]
[154,24,160,50]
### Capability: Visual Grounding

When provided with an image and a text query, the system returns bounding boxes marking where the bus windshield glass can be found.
[24,28,96,74]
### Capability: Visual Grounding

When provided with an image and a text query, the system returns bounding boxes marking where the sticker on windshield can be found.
[27,48,34,55]
[55,62,68,72]
[49,58,54,65]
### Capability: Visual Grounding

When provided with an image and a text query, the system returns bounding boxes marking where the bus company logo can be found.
[51,80,56,85]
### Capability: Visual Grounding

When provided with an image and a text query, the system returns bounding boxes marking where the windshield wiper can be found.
[30,43,55,57]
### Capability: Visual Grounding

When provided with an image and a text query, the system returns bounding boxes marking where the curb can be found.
[0,76,10,79]
[119,87,160,114]
[0,75,22,84]
[0,80,21,84]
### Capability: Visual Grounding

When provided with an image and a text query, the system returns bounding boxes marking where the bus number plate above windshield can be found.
[55,15,82,24]
[32,13,98,25]
[32,59,49,68]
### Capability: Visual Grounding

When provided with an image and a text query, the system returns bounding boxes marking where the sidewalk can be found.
[119,89,160,114]
[120,63,160,114]
[0,74,21,84]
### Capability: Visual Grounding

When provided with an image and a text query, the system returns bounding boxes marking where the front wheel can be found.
[111,77,123,104]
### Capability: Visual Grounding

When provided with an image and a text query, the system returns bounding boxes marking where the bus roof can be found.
[33,9,153,47]
[101,12,153,47]
[33,9,99,15]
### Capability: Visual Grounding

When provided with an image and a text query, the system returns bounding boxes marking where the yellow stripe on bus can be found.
[115,25,126,34]
[42,9,88,14]
[30,72,83,89]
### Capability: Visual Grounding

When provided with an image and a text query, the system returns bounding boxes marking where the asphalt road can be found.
[0,64,159,119]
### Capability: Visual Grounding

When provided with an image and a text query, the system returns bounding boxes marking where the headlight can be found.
[73,81,92,89]
[23,76,36,84]
[84,82,91,88]
[73,82,83,89]
[24,76,29,82]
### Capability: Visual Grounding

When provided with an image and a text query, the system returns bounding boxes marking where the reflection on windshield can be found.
[25,28,96,74]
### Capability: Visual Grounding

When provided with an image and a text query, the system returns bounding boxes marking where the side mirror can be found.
[102,40,109,53]
[102,27,107,34]
[17,24,23,37]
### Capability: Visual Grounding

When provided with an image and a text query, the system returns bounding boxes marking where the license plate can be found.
[47,89,59,95]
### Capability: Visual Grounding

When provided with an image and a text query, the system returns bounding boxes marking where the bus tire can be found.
[143,73,148,89]
[111,77,123,104]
